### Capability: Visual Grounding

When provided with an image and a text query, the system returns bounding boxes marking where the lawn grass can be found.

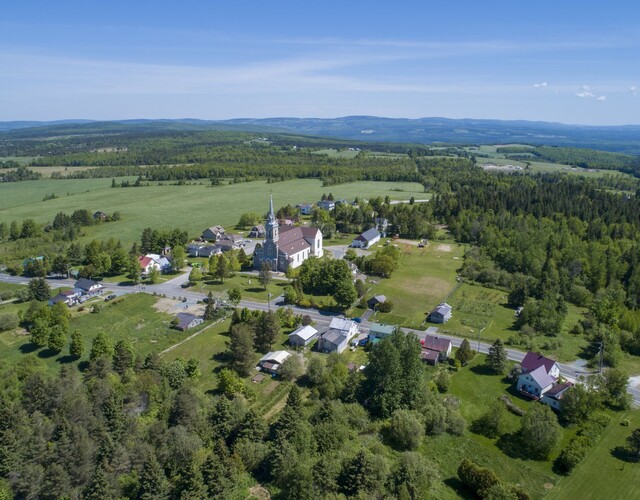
[0,178,426,246]
[549,410,640,500]
[365,240,465,328]
[199,274,290,303]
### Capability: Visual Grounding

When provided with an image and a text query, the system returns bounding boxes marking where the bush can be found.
[555,437,590,474]
[457,458,500,497]
[0,313,19,332]
[376,301,394,313]
[434,369,450,393]
[387,410,424,450]
[279,355,304,381]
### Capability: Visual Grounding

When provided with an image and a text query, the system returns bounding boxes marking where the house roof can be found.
[356,228,380,242]
[421,335,451,352]
[60,289,77,297]
[321,329,348,346]
[521,352,557,374]
[138,256,153,268]
[420,350,440,362]
[205,225,225,234]
[369,295,386,304]
[277,226,319,255]
[259,351,291,365]
[545,381,574,399]
[289,325,318,342]
[369,323,395,336]
[251,224,265,231]
[176,312,201,329]
[329,317,356,333]
[431,302,452,316]
[49,294,68,304]
[74,278,99,291]
[528,365,556,389]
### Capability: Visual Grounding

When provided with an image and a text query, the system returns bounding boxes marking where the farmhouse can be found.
[420,335,452,364]
[187,243,221,258]
[317,200,335,211]
[254,196,323,272]
[257,351,291,375]
[318,317,359,354]
[351,228,381,248]
[174,313,203,331]
[429,302,452,323]
[48,289,81,307]
[248,224,266,238]
[74,278,103,295]
[368,322,395,340]
[201,225,225,242]
[517,352,572,409]
[375,217,389,234]
[288,325,319,347]
[298,203,314,215]
[138,255,161,276]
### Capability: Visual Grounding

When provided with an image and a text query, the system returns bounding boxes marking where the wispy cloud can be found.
[631,85,638,95]
[533,81,548,88]
[576,85,595,98]
[596,95,607,101]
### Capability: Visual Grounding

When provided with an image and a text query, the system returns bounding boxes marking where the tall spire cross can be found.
[269,194,274,217]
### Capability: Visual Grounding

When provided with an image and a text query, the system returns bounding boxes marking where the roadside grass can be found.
[547,410,640,500]
[365,240,465,328]
[0,178,426,246]
[424,355,564,499]
[199,274,289,302]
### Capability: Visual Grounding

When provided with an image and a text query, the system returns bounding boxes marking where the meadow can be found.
[0,177,426,245]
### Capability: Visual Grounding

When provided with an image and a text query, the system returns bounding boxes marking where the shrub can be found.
[0,313,19,332]
[457,458,500,497]
[387,410,424,450]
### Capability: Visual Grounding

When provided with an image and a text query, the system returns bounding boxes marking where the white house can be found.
[351,228,381,248]
[138,255,162,276]
[298,203,314,215]
[318,318,359,354]
[257,351,292,375]
[517,352,572,409]
[74,278,103,296]
[288,325,319,347]
[317,200,335,211]
[175,313,204,331]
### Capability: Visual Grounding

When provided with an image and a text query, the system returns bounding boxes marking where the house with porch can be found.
[318,317,359,354]
[74,278,103,296]
[517,352,573,410]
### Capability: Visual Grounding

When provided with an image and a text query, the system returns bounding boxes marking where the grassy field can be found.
[0,293,202,374]
[366,241,465,328]
[549,410,640,500]
[422,355,563,499]
[0,178,426,245]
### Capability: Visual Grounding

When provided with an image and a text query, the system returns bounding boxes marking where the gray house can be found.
[174,313,204,331]
[429,302,452,323]
[318,317,359,354]
[201,225,225,242]
[288,325,319,347]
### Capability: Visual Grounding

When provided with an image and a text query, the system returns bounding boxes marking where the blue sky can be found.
[1,1,639,124]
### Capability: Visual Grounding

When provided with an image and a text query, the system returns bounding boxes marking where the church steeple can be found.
[266,194,279,242]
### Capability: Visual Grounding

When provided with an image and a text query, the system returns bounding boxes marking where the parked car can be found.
[104,294,117,302]
[358,336,369,347]
[351,317,362,323]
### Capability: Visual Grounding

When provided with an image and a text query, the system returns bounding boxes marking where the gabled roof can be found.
[431,302,452,316]
[259,351,291,365]
[521,352,557,374]
[420,350,440,362]
[176,312,201,329]
[369,323,395,336]
[545,381,574,399]
[49,294,69,305]
[289,325,318,342]
[74,278,100,291]
[329,317,356,332]
[356,228,380,242]
[527,365,556,389]
[321,329,348,346]
[138,256,153,268]
[421,335,451,352]
[370,295,386,304]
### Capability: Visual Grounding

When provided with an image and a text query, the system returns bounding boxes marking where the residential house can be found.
[138,255,161,276]
[248,224,266,238]
[93,211,108,221]
[218,233,243,250]
[351,228,381,248]
[288,325,319,347]
[201,225,226,242]
[368,322,395,340]
[516,352,572,409]
[420,335,452,364]
[318,317,359,354]
[257,351,291,375]
[367,295,387,309]
[429,302,452,323]
[174,313,204,331]
[187,243,221,258]
[74,278,103,296]
[317,200,335,211]
[48,289,81,307]
[298,203,314,215]
[254,196,323,272]
[375,217,389,235]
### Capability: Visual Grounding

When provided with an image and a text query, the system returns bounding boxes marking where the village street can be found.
[2,271,639,406]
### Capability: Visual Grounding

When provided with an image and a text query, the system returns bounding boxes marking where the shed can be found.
[429,302,452,323]
[351,228,381,249]
[257,351,291,374]
[367,295,387,309]
[288,325,319,347]
[174,313,203,331]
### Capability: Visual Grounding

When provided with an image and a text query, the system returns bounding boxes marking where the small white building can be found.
[257,351,292,375]
[351,228,381,249]
[288,325,319,347]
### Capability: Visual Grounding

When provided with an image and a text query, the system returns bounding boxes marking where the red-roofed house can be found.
[419,335,452,364]
[138,255,161,276]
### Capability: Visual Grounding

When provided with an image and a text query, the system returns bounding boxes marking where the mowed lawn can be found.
[0,178,426,245]
[549,410,640,500]
[367,241,464,328]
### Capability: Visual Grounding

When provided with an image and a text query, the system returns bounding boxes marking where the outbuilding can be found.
[288,325,319,347]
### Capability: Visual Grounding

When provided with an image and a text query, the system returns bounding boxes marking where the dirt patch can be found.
[436,244,452,253]
[135,323,145,330]
[152,297,205,316]
[248,485,271,500]
[262,380,278,397]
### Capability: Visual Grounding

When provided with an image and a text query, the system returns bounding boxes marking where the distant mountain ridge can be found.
[2,116,640,153]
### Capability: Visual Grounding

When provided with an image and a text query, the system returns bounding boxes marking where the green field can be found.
[366,241,465,328]
[549,411,640,500]
[0,178,425,245]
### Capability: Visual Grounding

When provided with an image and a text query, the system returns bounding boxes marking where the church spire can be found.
[269,194,275,218]
[266,194,279,242]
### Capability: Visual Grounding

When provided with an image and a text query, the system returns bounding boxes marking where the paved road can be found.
[3,272,639,405]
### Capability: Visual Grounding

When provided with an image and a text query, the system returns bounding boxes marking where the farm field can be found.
[366,240,465,329]
[0,178,426,245]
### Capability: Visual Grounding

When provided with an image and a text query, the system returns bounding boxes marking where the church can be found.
[253,196,323,272]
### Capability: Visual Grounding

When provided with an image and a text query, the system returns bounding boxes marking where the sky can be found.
[1,1,639,125]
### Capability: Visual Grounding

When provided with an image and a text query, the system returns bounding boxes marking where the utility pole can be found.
[267,292,272,312]
[599,339,605,373]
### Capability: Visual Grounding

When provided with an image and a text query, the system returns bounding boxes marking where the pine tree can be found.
[204,292,217,320]
[255,311,280,353]
[70,330,84,358]
[30,317,50,348]
[112,339,134,374]
[90,331,114,361]
[455,339,475,366]
[48,324,66,353]
[139,453,169,500]
[216,254,229,283]
[258,261,272,290]
[228,323,256,376]
[486,339,508,374]
[84,463,112,500]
